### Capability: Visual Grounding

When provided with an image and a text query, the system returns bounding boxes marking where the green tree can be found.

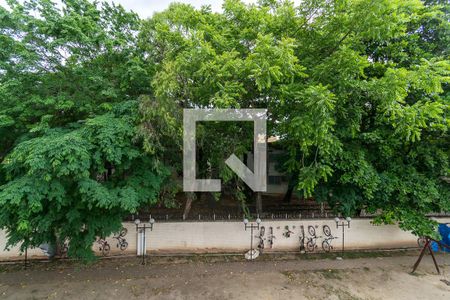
[0,0,168,259]
[140,0,449,237]
[1,101,168,259]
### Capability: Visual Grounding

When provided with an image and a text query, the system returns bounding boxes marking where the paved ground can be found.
[0,251,449,299]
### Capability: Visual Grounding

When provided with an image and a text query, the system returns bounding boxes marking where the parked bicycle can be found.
[96,238,111,256]
[255,226,265,252]
[321,225,338,252]
[283,225,294,238]
[113,228,128,251]
[267,226,275,249]
[306,225,321,252]
[299,225,306,253]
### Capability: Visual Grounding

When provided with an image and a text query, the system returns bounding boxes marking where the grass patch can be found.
[0,249,418,273]
[316,269,343,280]
[280,270,296,282]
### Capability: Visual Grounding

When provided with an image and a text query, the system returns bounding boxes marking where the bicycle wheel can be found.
[102,243,111,256]
[299,237,305,252]
[258,241,264,253]
[120,241,128,251]
[322,240,331,252]
[323,225,331,237]
[306,240,315,252]
[119,228,128,237]
[308,225,316,236]
[260,226,265,237]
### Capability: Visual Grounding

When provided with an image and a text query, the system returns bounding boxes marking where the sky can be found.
[0,0,260,19]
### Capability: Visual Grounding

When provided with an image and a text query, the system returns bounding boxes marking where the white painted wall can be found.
[1,218,449,260]
[0,229,43,259]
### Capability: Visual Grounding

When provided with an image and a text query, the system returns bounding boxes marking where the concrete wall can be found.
[0,229,44,260]
[1,217,449,260]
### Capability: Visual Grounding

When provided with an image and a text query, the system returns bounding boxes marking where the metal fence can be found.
[127,211,450,223]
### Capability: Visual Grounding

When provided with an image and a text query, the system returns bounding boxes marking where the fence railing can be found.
[126,212,332,222]
[126,211,450,223]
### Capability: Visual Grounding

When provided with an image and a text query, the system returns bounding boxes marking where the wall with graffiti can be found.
[1,218,449,260]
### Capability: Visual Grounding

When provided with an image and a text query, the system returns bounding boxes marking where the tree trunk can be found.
[283,174,297,203]
[256,192,262,215]
[183,192,196,220]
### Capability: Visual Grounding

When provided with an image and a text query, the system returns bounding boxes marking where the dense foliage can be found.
[0,0,168,259]
[139,0,449,237]
[0,0,448,258]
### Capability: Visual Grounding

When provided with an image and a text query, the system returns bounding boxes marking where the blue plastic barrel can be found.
[438,223,450,253]
[431,241,439,252]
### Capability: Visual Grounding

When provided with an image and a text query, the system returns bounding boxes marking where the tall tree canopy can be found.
[0,0,168,259]
[0,0,448,259]
[139,0,449,237]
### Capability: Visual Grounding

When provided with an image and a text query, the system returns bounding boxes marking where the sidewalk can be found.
[1,252,449,299]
